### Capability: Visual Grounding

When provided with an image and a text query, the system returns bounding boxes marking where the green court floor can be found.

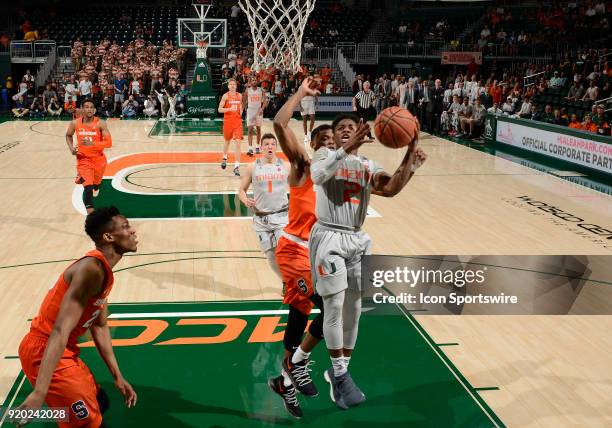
[149,118,249,137]
[1,300,503,427]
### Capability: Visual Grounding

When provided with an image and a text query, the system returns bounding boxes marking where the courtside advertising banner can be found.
[495,118,612,174]
[293,96,353,113]
[440,51,483,65]
[361,255,612,315]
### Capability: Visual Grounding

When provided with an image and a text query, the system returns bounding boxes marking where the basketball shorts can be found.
[300,99,315,116]
[253,211,288,253]
[75,154,107,187]
[223,122,243,141]
[276,236,315,315]
[308,222,372,297]
[19,333,102,428]
[246,109,263,127]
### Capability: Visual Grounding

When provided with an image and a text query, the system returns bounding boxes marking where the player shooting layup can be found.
[66,99,113,214]
[218,78,243,176]
[238,134,289,277]
[310,115,427,409]
[267,77,335,418]
[15,207,137,428]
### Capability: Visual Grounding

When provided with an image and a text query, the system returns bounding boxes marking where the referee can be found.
[352,81,376,137]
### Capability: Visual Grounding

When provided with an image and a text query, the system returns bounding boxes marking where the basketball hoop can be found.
[196,39,209,59]
[239,0,316,73]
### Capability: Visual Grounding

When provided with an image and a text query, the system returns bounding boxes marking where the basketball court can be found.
[0,117,610,427]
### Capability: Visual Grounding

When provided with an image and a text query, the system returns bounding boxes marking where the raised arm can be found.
[273,77,319,164]
[371,145,427,197]
[15,259,103,413]
[65,120,77,156]
[238,163,256,207]
[91,306,137,408]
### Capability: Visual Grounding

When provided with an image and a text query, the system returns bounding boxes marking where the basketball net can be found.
[196,39,209,59]
[239,0,316,73]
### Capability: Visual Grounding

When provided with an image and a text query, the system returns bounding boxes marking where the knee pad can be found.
[283,305,308,353]
[308,313,324,340]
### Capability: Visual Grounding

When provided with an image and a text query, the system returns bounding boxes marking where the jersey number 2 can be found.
[343,182,362,203]
[82,309,101,328]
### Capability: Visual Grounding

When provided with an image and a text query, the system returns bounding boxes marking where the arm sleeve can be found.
[310,147,348,185]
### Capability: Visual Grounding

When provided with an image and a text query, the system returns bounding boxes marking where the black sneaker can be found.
[282,357,318,397]
[221,158,227,169]
[247,148,254,157]
[268,375,303,419]
[233,166,240,176]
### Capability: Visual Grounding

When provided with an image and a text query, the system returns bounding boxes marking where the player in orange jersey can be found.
[267,77,335,419]
[218,78,243,176]
[15,206,137,428]
[66,99,113,214]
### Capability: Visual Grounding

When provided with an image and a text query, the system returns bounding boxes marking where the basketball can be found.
[374,107,420,149]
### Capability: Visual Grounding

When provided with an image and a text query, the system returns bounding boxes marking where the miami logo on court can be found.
[72,151,382,220]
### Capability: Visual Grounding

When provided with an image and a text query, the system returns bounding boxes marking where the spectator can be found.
[580,114,597,132]
[582,81,599,101]
[47,96,62,116]
[78,76,92,105]
[114,73,127,113]
[592,104,611,136]
[12,96,29,118]
[540,105,555,123]
[303,39,314,51]
[565,82,585,100]
[552,109,568,126]
[461,98,486,138]
[99,97,113,118]
[143,94,159,118]
[502,96,514,115]
[42,83,57,106]
[121,95,138,118]
[29,96,45,118]
[549,71,564,88]
[487,102,503,115]
[231,3,241,18]
[515,96,532,118]
[568,114,582,129]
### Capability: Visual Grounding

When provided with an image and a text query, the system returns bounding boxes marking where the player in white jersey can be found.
[238,133,290,276]
[309,114,427,409]
[243,78,269,157]
[300,75,318,144]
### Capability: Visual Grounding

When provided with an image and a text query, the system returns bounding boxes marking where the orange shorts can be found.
[19,333,102,428]
[276,236,315,315]
[223,122,243,141]
[75,155,106,187]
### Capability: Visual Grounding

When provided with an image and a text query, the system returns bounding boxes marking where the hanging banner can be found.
[441,51,483,65]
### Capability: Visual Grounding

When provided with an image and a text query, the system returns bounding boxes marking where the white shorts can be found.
[247,109,263,127]
[253,211,289,253]
[300,99,315,116]
[308,222,372,297]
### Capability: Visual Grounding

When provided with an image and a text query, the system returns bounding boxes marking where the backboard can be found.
[178,18,227,48]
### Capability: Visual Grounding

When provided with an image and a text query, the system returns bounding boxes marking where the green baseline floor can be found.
[1,300,504,428]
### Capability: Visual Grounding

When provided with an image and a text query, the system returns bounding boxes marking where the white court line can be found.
[393,302,502,428]
[0,375,26,427]
[108,309,320,319]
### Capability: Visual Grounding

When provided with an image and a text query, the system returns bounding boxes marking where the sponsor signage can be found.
[294,96,353,113]
[496,118,612,174]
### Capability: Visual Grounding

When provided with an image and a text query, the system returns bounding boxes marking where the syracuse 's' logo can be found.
[72,152,381,220]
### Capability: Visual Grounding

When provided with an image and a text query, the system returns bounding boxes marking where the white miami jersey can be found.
[247,87,264,111]
[252,158,289,214]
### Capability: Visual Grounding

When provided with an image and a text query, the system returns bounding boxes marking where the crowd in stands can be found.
[8,38,188,119]
[352,48,611,138]
[469,2,610,56]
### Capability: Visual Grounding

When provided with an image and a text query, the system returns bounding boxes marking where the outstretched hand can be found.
[344,119,373,152]
[298,76,321,97]
[11,390,45,427]
[115,377,137,408]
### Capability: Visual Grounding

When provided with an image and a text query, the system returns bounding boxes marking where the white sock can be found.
[223,154,228,160]
[331,357,347,377]
[234,162,239,168]
[292,346,311,364]
[344,356,351,369]
[281,369,292,387]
